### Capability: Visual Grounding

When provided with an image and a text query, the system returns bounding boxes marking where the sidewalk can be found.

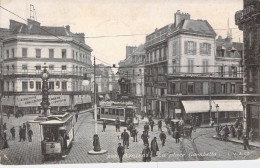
[212,135,260,148]
[200,122,235,128]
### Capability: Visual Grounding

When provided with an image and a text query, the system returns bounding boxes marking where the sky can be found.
[0,0,243,67]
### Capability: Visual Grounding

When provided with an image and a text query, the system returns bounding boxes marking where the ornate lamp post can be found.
[40,65,50,117]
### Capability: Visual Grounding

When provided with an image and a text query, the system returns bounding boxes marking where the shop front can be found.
[181,100,243,124]
[1,94,71,114]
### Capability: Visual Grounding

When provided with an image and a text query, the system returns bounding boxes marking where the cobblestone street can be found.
[1,112,260,165]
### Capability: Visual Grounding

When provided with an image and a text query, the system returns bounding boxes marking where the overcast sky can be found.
[0,0,243,67]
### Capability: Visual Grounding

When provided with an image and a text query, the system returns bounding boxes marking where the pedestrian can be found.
[230,125,236,138]
[234,119,239,128]
[131,127,138,142]
[3,130,9,149]
[142,144,151,162]
[129,123,134,134]
[249,128,254,142]
[144,122,149,135]
[149,120,154,132]
[237,125,242,140]
[243,135,251,150]
[22,126,26,141]
[158,120,162,131]
[7,111,10,119]
[175,129,180,143]
[141,131,149,145]
[102,120,107,132]
[28,129,33,142]
[117,143,125,163]
[151,137,159,157]
[10,126,15,140]
[121,129,130,149]
[115,117,121,132]
[189,126,193,139]
[159,131,166,146]
[210,118,215,128]
[75,112,79,122]
[220,127,225,141]
[223,125,230,141]
[19,126,23,142]
[3,122,7,131]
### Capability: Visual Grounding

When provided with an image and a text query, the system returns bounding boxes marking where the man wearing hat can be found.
[159,131,166,146]
[121,129,130,149]
[142,144,151,162]
[151,137,159,157]
[117,143,125,163]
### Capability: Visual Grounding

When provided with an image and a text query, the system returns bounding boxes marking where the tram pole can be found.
[88,56,107,155]
[94,56,97,134]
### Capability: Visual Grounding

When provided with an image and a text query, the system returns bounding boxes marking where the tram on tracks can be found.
[40,112,74,161]
[98,101,139,124]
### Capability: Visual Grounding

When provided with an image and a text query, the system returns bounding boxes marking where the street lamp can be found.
[40,65,51,117]
[216,104,219,126]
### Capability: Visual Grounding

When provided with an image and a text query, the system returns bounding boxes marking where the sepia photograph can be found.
[0,0,260,167]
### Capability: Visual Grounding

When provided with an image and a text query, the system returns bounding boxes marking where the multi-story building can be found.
[94,64,115,101]
[118,45,146,112]
[0,19,93,114]
[235,0,260,139]
[145,10,243,123]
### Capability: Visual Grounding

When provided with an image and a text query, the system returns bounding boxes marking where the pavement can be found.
[212,135,260,148]
[0,111,260,165]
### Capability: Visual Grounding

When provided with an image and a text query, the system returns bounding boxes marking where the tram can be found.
[40,112,74,161]
[98,101,139,124]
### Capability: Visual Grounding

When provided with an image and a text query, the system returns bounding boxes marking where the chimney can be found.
[27,19,40,27]
[75,33,85,43]
[65,25,70,32]
[174,10,190,26]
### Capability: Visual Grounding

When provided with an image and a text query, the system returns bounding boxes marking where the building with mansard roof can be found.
[145,10,243,124]
[0,19,93,114]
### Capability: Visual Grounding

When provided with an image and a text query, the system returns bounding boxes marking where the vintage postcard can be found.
[0,0,260,167]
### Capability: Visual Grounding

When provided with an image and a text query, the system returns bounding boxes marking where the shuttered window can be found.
[185,41,197,55]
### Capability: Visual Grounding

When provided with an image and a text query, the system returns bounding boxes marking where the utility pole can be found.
[88,56,107,154]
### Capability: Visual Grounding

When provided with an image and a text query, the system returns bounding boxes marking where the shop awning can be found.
[181,100,243,114]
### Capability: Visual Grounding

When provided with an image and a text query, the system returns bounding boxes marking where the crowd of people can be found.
[1,121,34,149]
[114,117,167,163]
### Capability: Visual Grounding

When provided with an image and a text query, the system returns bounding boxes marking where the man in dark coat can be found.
[144,122,149,135]
[141,131,149,145]
[223,125,230,141]
[159,131,166,146]
[28,129,33,142]
[129,123,134,134]
[75,112,79,122]
[121,129,130,149]
[117,143,125,163]
[102,120,107,132]
[7,111,10,119]
[158,120,162,131]
[151,137,159,157]
[234,119,239,128]
[10,127,15,140]
[237,125,243,140]
[243,135,251,150]
[142,144,151,162]
[230,125,236,137]
[19,126,23,142]
[115,117,121,132]
[175,129,180,143]
[131,127,138,142]
[149,120,154,132]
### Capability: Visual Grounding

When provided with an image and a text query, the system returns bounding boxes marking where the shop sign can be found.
[16,95,70,107]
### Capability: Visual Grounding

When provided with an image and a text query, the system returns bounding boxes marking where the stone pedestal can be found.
[40,107,51,117]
